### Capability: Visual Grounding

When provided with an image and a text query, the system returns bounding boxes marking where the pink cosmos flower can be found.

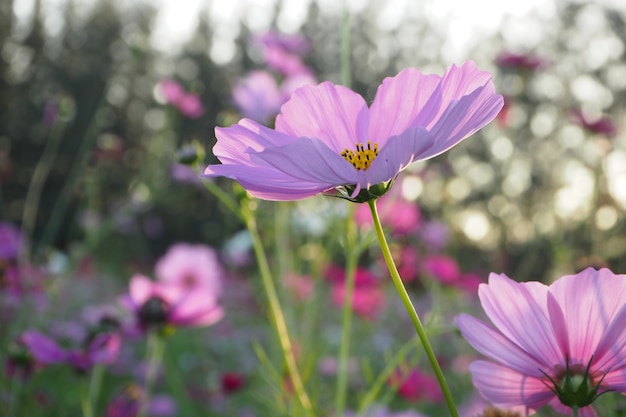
[456,268,626,417]
[388,367,444,403]
[495,52,547,71]
[422,254,460,285]
[157,79,204,119]
[205,61,503,202]
[571,109,617,138]
[327,265,386,320]
[355,191,421,234]
[155,243,223,296]
[232,70,283,123]
[21,329,121,373]
[123,274,223,331]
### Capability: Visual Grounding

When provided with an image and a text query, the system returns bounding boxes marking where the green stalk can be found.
[88,364,105,410]
[367,199,458,417]
[334,204,358,417]
[80,378,95,417]
[138,331,166,417]
[240,201,314,415]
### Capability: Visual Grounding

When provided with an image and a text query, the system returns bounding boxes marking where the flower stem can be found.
[335,204,358,417]
[88,364,104,408]
[80,378,95,417]
[7,376,23,417]
[241,201,314,415]
[572,406,579,417]
[367,199,458,417]
[139,331,166,417]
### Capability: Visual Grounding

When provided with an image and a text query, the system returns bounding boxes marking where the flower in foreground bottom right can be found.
[456,268,626,417]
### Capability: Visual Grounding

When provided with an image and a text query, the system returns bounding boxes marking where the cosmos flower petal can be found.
[601,368,626,392]
[469,360,553,411]
[361,128,434,187]
[205,164,330,201]
[275,81,369,153]
[368,68,442,145]
[419,84,504,160]
[210,119,296,166]
[22,331,67,364]
[252,137,357,184]
[592,303,626,371]
[129,274,155,305]
[549,268,626,364]
[479,273,563,367]
[170,291,223,327]
[456,314,545,376]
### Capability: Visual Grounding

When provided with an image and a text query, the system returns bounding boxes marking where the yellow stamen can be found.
[340,141,379,171]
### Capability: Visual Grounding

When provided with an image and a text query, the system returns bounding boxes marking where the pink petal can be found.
[469,360,553,411]
[601,367,626,392]
[129,274,155,305]
[368,68,442,145]
[479,273,564,368]
[548,268,626,365]
[170,291,223,327]
[252,137,358,185]
[362,127,434,186]
[456,314,546,377]
[591,303,626,372]
[22,331,67,364]
[275,81,369,153]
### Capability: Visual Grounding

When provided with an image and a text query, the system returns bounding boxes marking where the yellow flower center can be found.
[340,141,379,171]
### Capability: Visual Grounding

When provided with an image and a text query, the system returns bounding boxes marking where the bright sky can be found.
[15,0,561,64]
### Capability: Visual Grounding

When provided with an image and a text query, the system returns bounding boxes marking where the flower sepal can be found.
[329,180,394,203]
[543,357,609,409]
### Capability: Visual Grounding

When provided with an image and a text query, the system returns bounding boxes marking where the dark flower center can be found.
[340,141,379,171]
[137,296,169,327]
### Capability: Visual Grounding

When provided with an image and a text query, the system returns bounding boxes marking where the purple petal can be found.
[368,68,442,146]
[456,314,546,377]
[252,137,357,184]
[22,330,67,364]
[549,267,626,365]
[362,127,434,186]
[205,164,330,201]
[275,81,369,153]
[478,273,564,368]
[468,360,553,411]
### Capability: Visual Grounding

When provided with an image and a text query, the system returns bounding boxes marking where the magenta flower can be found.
[456,268,626,416]
[157,79,204,119]
[124,274,223,331]
[495,52,547,71]
[388,367,444,403]
[232,70,283,123]
[0,222,22,260]
[155,243,223,295]
[355,191,421,234]
[21,329,121,373]
[571,109,617,138]
[205,61,503,202]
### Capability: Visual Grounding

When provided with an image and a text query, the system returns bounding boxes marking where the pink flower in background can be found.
[123,274,223,331]
[21,329,121,373]
[283,273,315,301]
[388,367,444,403]
[205,61,503,202]
[155,243,223,296]
[422,254,460,285]
[495,52,547,71]
[106,385,177,417]
[252,30,312,76]
[571,109,617,138]
[253,30,311,55]
[0,222,21,260]
[355,191,421,234]
[232,70,283,123]
[456,268,626,417]
[419,220,449,251]
[327,265,385,320]
[157,79,204,119]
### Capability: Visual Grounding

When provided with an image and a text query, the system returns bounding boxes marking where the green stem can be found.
[367,199,458,417]
[335,204,358,417]
[572,406,579,417]
[139,331,166,417]
[241,201,313,415]
[80,378,94,417]
[88,364,104,408]
[7,376,23,417]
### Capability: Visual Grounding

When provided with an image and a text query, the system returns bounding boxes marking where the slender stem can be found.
[367,199,458,417]
[241,202,313,415]
[139,331,166,417]
[572,406,579,417]
[88,364,104,408]
[335,204,358,417]
[7,376,23,417]
[80,378,94,417]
